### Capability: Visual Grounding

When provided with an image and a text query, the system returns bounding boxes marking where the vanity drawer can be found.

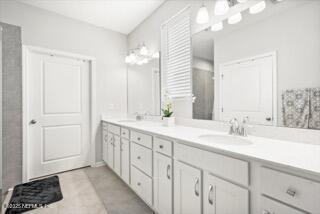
[121,128,129,139]
[131,166,152,206]
[154,137,172,156]
[260,167,320,213]
[261,196,306,214]
[131,142,152,176]
[175,143,249,186]
[108,124,120,135]
[130,131,152,149]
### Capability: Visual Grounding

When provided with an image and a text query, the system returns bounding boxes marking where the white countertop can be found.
[101,117,320,176]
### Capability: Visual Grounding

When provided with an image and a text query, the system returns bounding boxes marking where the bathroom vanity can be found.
[101,118,320,214]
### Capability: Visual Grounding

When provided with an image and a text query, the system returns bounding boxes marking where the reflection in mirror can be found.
[127,58,161,116]
[192,0,320,129]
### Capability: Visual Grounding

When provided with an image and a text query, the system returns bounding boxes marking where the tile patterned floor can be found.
[3,166,153,214]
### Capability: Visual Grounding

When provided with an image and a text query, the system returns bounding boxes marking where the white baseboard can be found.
[92,161,106,167]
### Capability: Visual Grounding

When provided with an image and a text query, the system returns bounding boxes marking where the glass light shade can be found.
[228,13,242,24]
[125,56,131,63]
[196,5,209,24]
[136,60,143,65]
[211,22,223,31]
[129,53,137,64]
[152,52,160,58]
[140,45,148,55]
[237,0,248,3]
[249,1,266,14]
[141,58,149,64]
[214,0,230,16]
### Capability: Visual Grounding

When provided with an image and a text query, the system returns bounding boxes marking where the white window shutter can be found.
[161,7,192,98]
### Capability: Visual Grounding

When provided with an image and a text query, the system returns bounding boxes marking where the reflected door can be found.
[220,54,274,125]
[27,50,90,179]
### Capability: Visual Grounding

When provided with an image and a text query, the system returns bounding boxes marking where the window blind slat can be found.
[163,8,192,98]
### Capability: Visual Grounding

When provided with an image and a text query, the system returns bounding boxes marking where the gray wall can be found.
[0,1,128,172]
[0,22,22,192]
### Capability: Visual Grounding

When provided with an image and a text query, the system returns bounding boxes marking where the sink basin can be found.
[118,119,137,123]
[198,134,252,145]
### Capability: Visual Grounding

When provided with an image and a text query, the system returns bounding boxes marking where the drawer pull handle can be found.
[286,188,296,197]
[122,132,125,135]
[137,182,141,186]
[194,178,200,196]
[159,145,164,149]
[137,156,141,160]
[167,164,171,180]
[208,185,214,205]
[137,137,141,141]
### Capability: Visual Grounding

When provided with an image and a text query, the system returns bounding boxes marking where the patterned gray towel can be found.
[309,88,320,130]
[282,89,310,129]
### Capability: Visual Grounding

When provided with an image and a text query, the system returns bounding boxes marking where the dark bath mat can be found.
[5,175,63,214]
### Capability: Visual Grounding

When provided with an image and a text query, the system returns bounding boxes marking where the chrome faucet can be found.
[135,112,145,121]
[229,118,240,135]
[229,117,249,137]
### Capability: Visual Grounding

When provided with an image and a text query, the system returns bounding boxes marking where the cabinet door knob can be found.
[194,178,200,196]
[159,145,164,149]
[167,164,171,180]
[266,117,272,121]
[137,182,141,186]
[286,188,296,197]
[137,137,141,141]
[137,156,141,160]
[208,185,214,205]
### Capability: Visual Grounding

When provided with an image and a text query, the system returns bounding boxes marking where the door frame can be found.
[218,51,278,126]
[22,45,97,182]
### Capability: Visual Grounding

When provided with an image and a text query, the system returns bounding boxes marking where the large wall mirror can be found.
[191,0,320,129]
[127,57,161,116]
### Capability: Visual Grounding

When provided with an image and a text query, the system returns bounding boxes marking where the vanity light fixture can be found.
[125,44,158,65]
[249,0,266,14]
[211,21,223,31]
[196,4,210,24]
[214,0,230,16]
[228,12,242,24]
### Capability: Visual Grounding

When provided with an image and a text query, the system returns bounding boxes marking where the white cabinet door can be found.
[102,128,108,163]
[203,172,249,214]
[154,153,172,214]
[107,133,114,168]
[121,138,130,184]
[174,161,201,214]
[113,135,121,176]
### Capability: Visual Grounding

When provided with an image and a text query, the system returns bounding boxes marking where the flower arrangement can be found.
[161,89,175,126]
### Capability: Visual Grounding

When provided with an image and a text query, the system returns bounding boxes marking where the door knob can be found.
[30,119,37,124]
[266,117,272,121]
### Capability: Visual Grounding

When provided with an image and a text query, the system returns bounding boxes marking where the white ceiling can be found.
[19,0,166,34]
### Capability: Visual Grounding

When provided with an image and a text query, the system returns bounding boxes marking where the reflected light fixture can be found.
[211,21,223,31]
[228,12,242,24]
[196,4,209,24]
[139,44,148,56]
[249,0,266,14]
[214,0,230,16]
[237,0,248,3]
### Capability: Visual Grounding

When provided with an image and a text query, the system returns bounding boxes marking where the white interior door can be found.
[219,55,275,125]
[27,50,90,179]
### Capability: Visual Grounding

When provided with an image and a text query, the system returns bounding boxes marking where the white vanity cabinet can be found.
[203,172,249,214]
[101,120,320,214]
[174,161,202,214]
[153,137,173,214]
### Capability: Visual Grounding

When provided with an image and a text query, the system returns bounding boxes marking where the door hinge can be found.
[221,107,224,112]
[221,74,224,79]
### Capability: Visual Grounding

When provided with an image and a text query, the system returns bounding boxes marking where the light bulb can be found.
[211,22,223,31]
[228,12,242,24]
[214,0,230,16]
[137,60,143,65]
[141,58,149,64]
[152,52,160,58]
[249,1,266,14]
[196,5,209,24]
[125,56,131,63]
[129,53,137,64]
[140,45,148,56]
[237,0,248,3]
